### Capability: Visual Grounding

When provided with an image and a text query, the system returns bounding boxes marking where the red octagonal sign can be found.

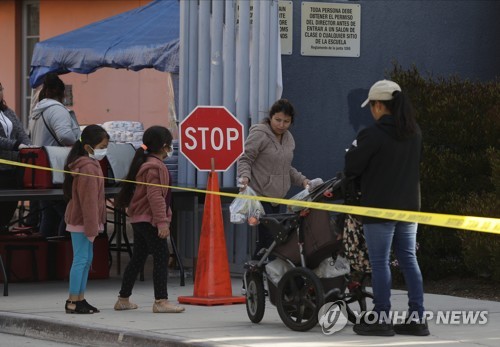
[180,106,245,171]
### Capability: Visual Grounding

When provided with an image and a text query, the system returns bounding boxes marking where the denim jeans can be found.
[69,232,93,296]
[363,221,424,319]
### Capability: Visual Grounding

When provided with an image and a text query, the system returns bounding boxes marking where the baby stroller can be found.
[243,176,372,331]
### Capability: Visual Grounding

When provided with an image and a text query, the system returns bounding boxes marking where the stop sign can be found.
[179,106,245,171]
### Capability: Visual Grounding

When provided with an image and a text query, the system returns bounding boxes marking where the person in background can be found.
[63,124,109,314]
[345,80,429,337]
[237,99,310,259]
[0,82,32,231]
[114,126,184,313]
[29,73,80,238]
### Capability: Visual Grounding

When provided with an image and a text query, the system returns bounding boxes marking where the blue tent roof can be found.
[29,0,179,88]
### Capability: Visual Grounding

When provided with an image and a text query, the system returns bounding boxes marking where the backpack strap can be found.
[40,105,64,147]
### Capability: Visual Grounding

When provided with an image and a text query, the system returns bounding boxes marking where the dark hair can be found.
[63,124,110,200]
[39,73,65,102]
[263,98,295,125]
[377,91,418,139]
[115,126,173,208]
[0,83,7,112]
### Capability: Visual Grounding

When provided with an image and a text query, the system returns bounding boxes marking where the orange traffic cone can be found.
[178,171,246,305]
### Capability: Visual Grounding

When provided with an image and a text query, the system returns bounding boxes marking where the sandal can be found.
[65,300,93,314]
[81,299,100,313]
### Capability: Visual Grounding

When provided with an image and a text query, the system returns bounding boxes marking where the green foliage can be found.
[388,64,500,282]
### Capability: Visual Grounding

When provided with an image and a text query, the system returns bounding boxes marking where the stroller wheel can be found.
[276,267,325,331]
[344,274,373,323]
[245,272,265,323]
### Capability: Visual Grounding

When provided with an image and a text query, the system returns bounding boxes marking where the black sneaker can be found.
[394,320,430,336]
[353,313,395,336]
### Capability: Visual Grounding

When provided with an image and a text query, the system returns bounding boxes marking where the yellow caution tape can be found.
[1,158,498,235]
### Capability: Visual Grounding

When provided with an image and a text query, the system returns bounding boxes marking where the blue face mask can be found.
[89,147,107,161]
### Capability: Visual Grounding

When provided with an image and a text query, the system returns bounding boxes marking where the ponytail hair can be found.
[115,126,173,208]
[63,124,109,200]
[380,91,418,139]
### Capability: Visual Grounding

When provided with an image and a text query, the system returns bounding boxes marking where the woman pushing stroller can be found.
[237,99,310,258]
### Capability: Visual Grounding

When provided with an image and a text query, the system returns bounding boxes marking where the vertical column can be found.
[223,0,237,187]
[268,0,280,104]
[258,1,271,122]
[236,0,250,137]
[249,0,260,126]
[211,0,224,106]
[179,0,190,186]
[197,0,211,187]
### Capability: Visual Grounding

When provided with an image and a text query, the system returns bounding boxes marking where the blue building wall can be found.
[282,0,500,189]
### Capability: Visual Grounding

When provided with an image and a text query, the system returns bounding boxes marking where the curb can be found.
[0,312,210,347]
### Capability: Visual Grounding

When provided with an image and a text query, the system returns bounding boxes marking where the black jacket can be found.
[344,114,422,223]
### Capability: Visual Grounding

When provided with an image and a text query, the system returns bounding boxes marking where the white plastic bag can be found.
[313,255,350,278]
[265,258,293,285]
[229,187,265,225]
[287,178,324,212]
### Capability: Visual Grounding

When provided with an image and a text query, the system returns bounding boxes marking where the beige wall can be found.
[0,0,21,113]
[1,0,173,130]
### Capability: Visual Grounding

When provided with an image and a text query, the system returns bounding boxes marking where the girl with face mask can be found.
[62,124,109,314]
[114,126,184,313]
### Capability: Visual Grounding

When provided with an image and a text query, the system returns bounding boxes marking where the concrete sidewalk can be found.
[1,271,499,347]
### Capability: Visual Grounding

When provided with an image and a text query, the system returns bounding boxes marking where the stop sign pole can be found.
[179,106,245,172]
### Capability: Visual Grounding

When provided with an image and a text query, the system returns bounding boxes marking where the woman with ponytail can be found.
[345,80,428,337]
[114,126,184,314]
[63,124,109,314]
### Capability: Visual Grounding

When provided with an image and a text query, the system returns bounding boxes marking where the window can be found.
[22,0,40,128]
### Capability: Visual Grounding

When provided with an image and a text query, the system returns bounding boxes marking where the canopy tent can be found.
[29,0,180,88]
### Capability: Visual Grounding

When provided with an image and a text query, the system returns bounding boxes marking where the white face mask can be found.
[167,149,173,158]
[89,147,107,161]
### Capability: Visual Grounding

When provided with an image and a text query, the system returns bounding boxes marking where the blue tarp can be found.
[29,0,179,88]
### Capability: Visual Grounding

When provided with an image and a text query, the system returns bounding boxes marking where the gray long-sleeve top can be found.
[29,98,80,147]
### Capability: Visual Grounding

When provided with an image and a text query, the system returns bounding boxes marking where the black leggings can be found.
[119,222,169,300]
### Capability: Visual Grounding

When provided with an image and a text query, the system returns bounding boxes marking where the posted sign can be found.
[301,2,361,57]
